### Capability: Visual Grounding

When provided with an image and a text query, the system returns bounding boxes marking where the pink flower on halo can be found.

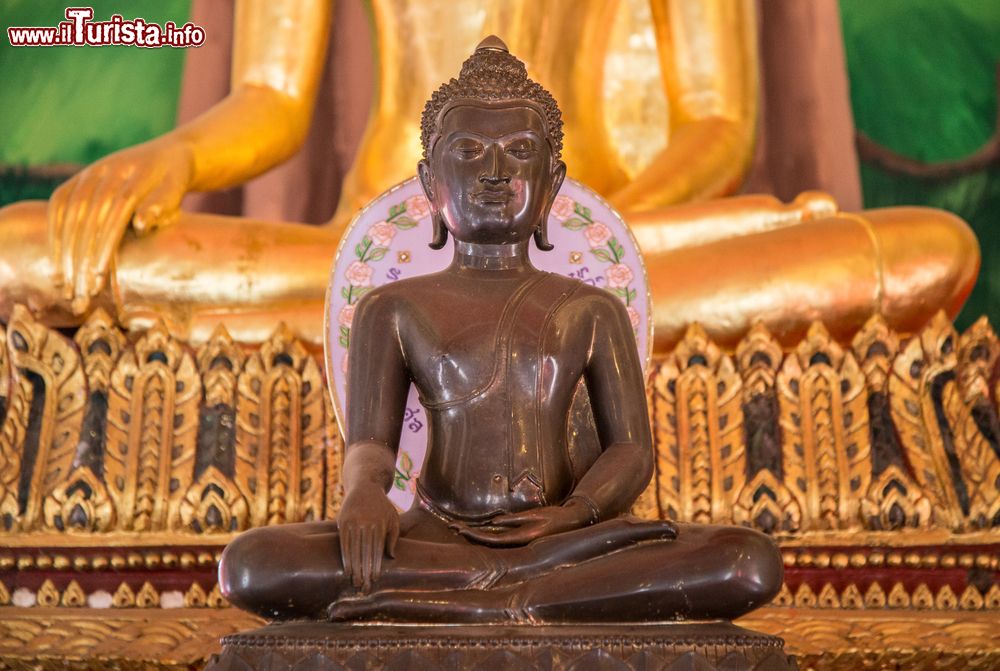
[404,195,431,220]
[338,303,356,328]
[550,195,575,221]
[341,352,350,374]
[627,306,641,329]
[368,221,396,246]
[605,263,634,289]
[345,261,373,287]
[583,222,612,249]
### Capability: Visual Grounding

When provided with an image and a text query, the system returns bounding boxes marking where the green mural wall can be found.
[0,0,190,200]
[841,0,1000,330]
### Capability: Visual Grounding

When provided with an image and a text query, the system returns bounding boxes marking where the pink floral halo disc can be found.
[325,176,652,511]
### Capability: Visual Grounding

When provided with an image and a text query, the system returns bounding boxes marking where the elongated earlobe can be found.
[429,213,449,250]
[535,161,566,252]
[534,223,553,251]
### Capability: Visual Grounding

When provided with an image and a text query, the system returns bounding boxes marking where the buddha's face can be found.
[419,102,566,246]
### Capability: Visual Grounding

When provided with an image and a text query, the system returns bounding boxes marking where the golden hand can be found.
[48,137,194,314]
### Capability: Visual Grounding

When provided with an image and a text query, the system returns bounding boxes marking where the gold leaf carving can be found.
[888,315,965,529]
[817,583,840,608]
[984,585,1000,609]
[135,582,159,608]
[112,582,135,608]
[841,584,863,609]
[75,308,125,392]
[206,584,228,608]
[178,465,248,533]
[43,463,114,532]
[794,583,817,608]
[778,323,870,530]
[852,315,899,393]
[946,317,1000,529]
[105,322,201,531]
[656,324,745,523]
[184,582,207,607]
[0,581,8,606]
[935,584,959,610]
[0,329,28,528]
[772,583,793,607]
[324,392,345,519]
[864,582,887,608]
[960,585,985,610]
[61,580,86,607]
[37,579,60,607]
[649,357,680,521]
[912,583,934,609]
[887,582,911,608]
[3,306,86,530]
[236,324,325,526]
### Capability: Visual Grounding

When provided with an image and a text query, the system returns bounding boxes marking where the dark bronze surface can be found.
[205,621,797,671]
[218,36,783,625]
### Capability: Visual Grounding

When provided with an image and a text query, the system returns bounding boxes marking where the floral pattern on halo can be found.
[550,195,640,332]
[337,194,431,495]
[338,194,430,354]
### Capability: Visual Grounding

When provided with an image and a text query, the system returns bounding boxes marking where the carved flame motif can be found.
[236,324,326,526]
[652,325,745,524]
[733,323,802,533]
[777,323,870,531]
[178,326,250,533]
[105,322,201,531]
[0,322,24,528]
[851,316,932,530]
[0,306,86,530]
[1,304,1000,537]
[42,309,124,532]
[889,312,966,529]
[951,317,1000,528]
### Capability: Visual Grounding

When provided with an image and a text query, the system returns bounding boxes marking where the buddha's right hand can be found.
[47,136,194,314]
[337,486,400,592]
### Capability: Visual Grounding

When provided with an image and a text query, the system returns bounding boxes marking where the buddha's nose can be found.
[479,145,510,185]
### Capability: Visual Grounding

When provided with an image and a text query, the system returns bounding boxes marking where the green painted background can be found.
[1,0,998,329]
[0,0,189,200]
[841,0,1000,331]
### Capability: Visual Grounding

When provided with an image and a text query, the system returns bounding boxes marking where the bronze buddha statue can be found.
[218,38,781,623]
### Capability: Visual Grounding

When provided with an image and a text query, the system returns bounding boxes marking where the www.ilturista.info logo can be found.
[7,7,206,48]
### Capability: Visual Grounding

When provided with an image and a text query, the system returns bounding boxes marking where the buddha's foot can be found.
[510,517,677,579]
[328,587,511,623]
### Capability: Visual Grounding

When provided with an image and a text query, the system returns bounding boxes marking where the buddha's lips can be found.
[473,189,514,204]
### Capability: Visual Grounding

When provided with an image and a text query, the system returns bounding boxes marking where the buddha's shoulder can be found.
[351,273,449,312]
[557,276,627,311]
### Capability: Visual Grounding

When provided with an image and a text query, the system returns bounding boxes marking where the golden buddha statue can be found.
[0,0,979,351]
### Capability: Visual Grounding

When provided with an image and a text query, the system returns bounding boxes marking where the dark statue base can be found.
[204,622,796,671]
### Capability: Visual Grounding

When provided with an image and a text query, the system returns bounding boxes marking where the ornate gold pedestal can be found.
[0,306,997,669]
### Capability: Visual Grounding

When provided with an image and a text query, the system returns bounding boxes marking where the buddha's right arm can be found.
[343,289,410,494]
[47,0,331,311]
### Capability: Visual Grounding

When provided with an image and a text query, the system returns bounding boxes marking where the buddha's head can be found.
[418,36,567,250]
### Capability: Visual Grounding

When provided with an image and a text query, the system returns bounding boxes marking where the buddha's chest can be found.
[402,277,586,408]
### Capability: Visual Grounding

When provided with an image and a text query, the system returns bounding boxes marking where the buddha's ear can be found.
[535,160,567,252]
[418,159,449,250]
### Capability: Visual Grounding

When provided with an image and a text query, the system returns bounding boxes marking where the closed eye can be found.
[452,139,484,158]
[505,140,536,159]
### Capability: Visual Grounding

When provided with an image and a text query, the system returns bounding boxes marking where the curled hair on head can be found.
[420,35,564,160]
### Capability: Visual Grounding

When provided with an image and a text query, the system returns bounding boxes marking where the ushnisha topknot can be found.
[420,35,564,159]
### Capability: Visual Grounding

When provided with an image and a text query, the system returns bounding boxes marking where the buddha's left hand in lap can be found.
[451,501,596,547]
